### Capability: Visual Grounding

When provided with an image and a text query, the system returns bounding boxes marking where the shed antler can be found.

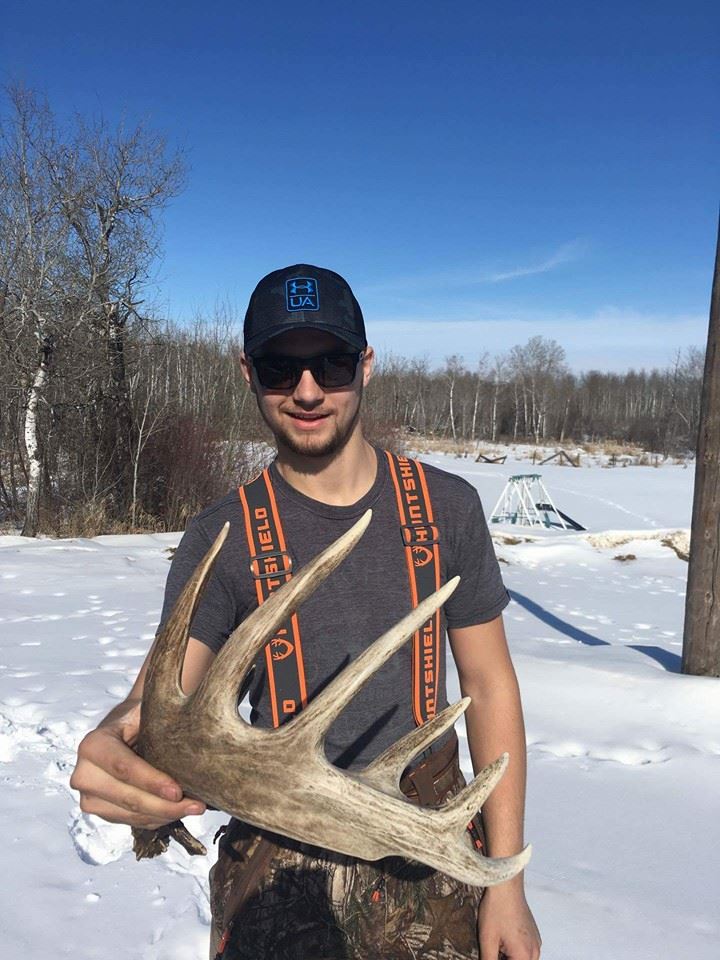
[133,511,531,887]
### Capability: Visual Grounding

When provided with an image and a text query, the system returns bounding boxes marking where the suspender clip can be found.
[401,524,440,547]
[249,550,293,580]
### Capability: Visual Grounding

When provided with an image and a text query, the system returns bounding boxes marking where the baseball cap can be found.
[243,264,367,356]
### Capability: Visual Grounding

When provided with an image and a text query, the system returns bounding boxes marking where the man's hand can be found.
[478,882,541,960]
[70,698,206,830]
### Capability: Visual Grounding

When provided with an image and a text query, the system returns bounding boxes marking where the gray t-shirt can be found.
[158,448,509,770]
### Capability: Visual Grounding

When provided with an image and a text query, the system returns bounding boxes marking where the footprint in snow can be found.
[68,808,131,865]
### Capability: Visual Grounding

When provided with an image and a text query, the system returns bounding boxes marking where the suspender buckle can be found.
[401,524,440,547]
[249,550,293,580]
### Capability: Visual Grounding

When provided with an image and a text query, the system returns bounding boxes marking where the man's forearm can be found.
[462,672,528,867]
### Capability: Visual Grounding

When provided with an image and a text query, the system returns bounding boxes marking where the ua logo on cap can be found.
[286,277,319,312]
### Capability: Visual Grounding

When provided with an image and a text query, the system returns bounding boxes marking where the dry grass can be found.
[491,533,537,545]
[47,498,167,539]
[403,435,475,457]
[581,440,646,458]
[410,436,680,466]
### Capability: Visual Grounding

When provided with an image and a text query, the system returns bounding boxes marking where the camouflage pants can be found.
[208,739,484,960]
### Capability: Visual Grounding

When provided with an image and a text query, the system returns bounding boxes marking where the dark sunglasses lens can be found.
[253,357,297,389]
[315,354,359,387]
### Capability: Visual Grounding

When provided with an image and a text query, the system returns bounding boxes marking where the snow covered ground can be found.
[1,452,718,959]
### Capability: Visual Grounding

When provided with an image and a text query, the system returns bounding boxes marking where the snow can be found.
[1,452,717,959]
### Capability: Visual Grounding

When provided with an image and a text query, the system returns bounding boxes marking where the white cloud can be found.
[366,308,707,373]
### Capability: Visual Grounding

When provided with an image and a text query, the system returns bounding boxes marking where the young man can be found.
[71,265,541,960]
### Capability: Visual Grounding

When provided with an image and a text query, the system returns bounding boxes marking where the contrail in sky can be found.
[359,240,586,295]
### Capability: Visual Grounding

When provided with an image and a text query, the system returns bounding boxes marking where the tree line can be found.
[0,88,703,537]
[370,341,703,453]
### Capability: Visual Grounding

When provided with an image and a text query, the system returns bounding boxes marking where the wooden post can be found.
[682,217,720,676]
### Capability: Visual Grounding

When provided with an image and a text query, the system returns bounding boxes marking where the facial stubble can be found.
[258,380,364,460]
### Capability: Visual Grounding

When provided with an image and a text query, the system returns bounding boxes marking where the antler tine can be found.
[362,698,471,796]
[437,753,510,831]
[144,522,230,706]
[289,577,460,748]
[193,510,373,722]
[447,839,533,887]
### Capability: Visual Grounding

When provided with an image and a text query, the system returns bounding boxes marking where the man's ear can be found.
[361,345,375,387]
[239,350,256,394]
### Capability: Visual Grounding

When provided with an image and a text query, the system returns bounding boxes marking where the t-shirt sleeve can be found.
[443,484,510,628]
[157,519,240,654]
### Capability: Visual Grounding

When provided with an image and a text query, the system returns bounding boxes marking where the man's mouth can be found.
[286,411,330,429]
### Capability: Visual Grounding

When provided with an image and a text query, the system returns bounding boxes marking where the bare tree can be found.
[507,337,568,443]
[469,353,489,444]
[0,86,185,535]
[489,355,507,443]
[0,87,72,535]
[127,356,169,528]
[444,355,465,443]
[54,118,184,511]
[682,221,720,677]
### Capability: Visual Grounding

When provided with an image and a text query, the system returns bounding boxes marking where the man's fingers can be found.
[73,759,205,826]
[78,794,176,830]
[74,727,182,801]
[71,724,206,830]
[478,933,500,960]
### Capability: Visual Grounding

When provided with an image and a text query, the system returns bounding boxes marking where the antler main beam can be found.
[134,510,531,887]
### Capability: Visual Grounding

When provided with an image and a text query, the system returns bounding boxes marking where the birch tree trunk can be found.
[448,374,456,443]
[21,331,52,537]
[470,375,480,442]
[491,367,502,443]
[682,220,720,676]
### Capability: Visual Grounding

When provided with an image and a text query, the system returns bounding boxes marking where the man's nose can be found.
[292,367,324,403]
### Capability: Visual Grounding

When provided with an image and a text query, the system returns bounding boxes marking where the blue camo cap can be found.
[243,264,366,356]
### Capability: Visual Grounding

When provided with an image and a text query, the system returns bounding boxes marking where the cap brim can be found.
[245,321,366,355]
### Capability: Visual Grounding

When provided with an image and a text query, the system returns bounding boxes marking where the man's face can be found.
[240,329,374,459]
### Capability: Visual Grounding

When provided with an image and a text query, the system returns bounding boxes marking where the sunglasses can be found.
[251,351,364,390]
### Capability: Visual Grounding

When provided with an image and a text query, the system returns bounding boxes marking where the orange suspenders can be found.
[237,453,441,728]
[385,452,441,725]
[238,469,308,727]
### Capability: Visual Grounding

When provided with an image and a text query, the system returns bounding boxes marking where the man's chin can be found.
[274,414,360,460]
[280,429,347,459]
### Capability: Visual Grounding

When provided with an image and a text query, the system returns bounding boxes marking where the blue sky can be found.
[2,0,717,371]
